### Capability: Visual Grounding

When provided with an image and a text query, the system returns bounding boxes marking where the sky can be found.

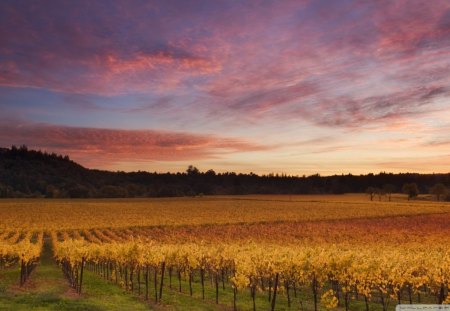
[1,0,450,175]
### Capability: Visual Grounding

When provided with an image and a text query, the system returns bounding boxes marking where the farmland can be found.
[0,194,449,310]
[0,194,448,230]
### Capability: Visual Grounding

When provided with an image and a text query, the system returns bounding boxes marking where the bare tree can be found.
[402,183,419,201]
[430,183,447,201]
[375,187,385,201]
[383,184,395,202]
[366,187,376,201]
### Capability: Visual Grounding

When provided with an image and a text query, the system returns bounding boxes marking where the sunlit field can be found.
[1,195,449,310]
[0,194,448,230]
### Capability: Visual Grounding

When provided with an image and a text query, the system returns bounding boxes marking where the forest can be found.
[1,145,449,199]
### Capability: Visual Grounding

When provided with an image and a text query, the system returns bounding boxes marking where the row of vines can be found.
[0,231,43,285]
[52,232,450,311]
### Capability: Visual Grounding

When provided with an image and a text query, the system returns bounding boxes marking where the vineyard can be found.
[0,195,449,310]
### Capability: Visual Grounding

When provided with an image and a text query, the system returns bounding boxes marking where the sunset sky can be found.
[1,0,450,175]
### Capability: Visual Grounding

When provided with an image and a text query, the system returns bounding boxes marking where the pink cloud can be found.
[0,1,223,95]
[0,121,270,169]
[0,0,449,129]
[0,50,221,95]
[373,0,450,55]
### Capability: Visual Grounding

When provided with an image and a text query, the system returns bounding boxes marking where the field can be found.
[0,194,449,310]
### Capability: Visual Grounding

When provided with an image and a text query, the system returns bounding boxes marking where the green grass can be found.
[117,267,441,311]
[98,267,415,311]
[0,269,153,310]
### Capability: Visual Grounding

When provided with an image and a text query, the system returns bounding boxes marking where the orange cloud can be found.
[0,121,270,169]
[100,52,221,75]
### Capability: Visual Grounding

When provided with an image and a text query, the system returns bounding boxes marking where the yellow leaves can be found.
[230,274,250,289]
[54,239,89,264]
[321,289,339,309]
[0,230,43,264]
[444,293,450,304]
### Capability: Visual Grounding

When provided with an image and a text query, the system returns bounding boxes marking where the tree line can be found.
[1,145,450,200]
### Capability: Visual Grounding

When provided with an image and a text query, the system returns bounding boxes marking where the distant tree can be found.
[186,165,199,175]
[445,193,450,202]
[99,185,128,198]
[383,184,396,202]
[366,187,376,201]
[155,185,176,197]
[126,183,145,197]
[30,190,43,198]
[0,183,14,198]
[46,185,62,198]
[205,169,216,176]
[402,183,419,201]
[68,184,91,198]
[375,187,385,201]
[430,183,447,201]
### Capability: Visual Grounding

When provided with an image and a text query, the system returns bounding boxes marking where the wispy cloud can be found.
[0,0,449,173]
[0,121,270,169]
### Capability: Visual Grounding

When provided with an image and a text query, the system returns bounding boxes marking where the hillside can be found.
[1,146,449,198]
